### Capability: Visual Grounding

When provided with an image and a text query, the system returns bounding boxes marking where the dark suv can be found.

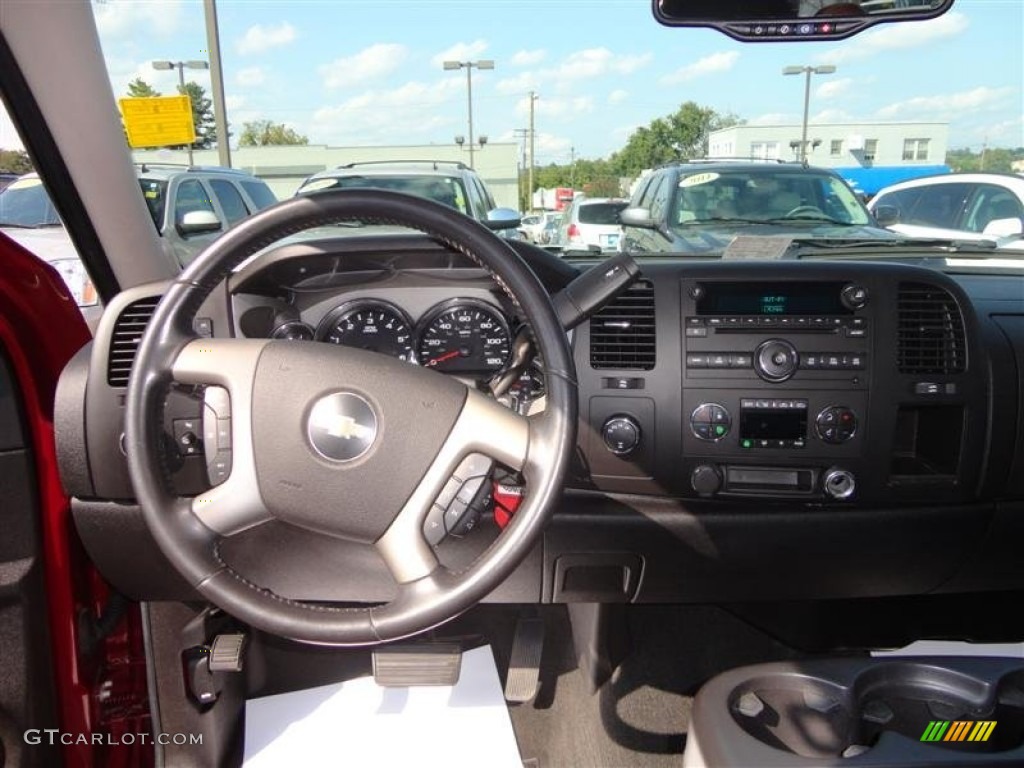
[620,160,898,255]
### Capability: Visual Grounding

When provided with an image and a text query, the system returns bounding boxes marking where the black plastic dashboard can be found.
[56,234,1024,607]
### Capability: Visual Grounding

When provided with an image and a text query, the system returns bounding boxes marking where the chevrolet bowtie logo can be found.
[320,414,374,440]
[307,392,378,462]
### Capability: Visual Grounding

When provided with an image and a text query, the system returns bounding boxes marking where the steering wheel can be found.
[124,190,577,645]
[784,205,827,218]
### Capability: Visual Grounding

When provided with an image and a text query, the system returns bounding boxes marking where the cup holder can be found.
[729,663,1024,760]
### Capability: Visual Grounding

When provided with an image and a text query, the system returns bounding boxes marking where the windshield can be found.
[0,176,61,227]
[0,1,1019,271]
[672,169,871,227]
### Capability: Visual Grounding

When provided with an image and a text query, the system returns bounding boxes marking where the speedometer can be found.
[416,300,511,375]
[317,300,416,362]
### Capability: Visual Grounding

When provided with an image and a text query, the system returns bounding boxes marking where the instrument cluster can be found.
[271,297,513,377]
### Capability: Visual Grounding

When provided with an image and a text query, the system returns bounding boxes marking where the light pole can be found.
[782,64,835,163]
[152,59,210,166]
[442,59,494,169]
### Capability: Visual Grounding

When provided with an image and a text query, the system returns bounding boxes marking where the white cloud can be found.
[875,86,1014,120]
[608,89,629,105]
[815,77,854,100]
[225,95,247,111]
[310,79,463,145]
[516,95,595,122]
[810,108,856,124]
[496,47,651,96]
[431,40,489,68]
[236,22,297,56]
[816,12,968,65]
[512,49,546,67]
[236,67,266,87]
[747,112,797,126]
[320,44,408,89]
[560,48,651,80]
[94,0,183,39]
[660,51,739,86]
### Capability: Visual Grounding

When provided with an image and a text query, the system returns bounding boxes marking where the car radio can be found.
[682,280,871,387]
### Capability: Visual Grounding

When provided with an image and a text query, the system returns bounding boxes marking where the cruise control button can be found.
[455,476,486,507]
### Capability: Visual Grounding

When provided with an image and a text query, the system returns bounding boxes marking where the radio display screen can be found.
[696,282,850,315]
[740,409,807,440]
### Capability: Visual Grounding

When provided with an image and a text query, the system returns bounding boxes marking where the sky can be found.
[3,0,1023,164]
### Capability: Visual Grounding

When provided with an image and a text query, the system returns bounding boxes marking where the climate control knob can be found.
[755,339,799,382]
[691,464,723,497]
[602,415,641,456]
[816,406,858,444]
[690,403,731,441]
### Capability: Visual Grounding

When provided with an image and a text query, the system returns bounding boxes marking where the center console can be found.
[682,278,870,500]
[577,261,986,506]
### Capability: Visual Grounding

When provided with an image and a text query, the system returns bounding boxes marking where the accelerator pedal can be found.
[372,642,462,687]
[505,615,544,703]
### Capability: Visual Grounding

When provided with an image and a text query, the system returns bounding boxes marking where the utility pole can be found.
[513,128,528,211]
[528,91,537,212]
[569,145,576,189]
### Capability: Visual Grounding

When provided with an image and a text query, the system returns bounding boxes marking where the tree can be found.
[126,78,161,98]
[178,81,216,149]
[611,102,742,176]
[238,120,309,147]
[0,149,32,174]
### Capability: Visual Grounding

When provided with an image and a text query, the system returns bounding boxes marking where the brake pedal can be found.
[372,642,462,687]
[505,616,544,703]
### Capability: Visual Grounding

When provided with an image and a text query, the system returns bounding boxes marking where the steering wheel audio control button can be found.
[424,505,447,546]
[209,450,232,486]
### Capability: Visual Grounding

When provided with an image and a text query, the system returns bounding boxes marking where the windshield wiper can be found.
[762,215,861,226]
[676,217,797,228]
[790,238,1009,257]
[0,222,56,229]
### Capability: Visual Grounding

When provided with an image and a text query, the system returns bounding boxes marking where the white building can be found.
[131,142,520,208]
[708,122,949,169]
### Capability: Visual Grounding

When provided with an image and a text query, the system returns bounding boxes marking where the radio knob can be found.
[841,283,869,310]
[691,464,723,497]
[602,415,641,456]
[755,339,799,382]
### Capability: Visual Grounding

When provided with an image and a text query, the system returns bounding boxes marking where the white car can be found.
[557,197,628,253]
[868,172,1024,249]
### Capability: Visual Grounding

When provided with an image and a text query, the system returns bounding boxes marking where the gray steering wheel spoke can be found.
[172,339,273,535]
[376,387,530,584]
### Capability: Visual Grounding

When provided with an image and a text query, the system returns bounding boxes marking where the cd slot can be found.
[724,466,817,494]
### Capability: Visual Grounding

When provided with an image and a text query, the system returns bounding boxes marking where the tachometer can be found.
[416,300,511,375]
[317,300,416,362]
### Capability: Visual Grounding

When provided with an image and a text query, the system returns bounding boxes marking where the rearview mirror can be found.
[653,0,955,42]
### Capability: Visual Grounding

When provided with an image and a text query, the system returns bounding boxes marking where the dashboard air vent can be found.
[589,280,655,370]
[897,282,966,375]
[107,296,161,387]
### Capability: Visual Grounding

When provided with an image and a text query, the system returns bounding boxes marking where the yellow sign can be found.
[119,96,195,149]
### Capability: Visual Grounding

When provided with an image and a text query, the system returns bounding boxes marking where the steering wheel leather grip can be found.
[124,189,577,645]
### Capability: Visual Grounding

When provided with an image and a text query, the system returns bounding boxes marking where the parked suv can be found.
[620,160,898,255]
[556,196,628,253]
[136,164,278,266]
[295,160,521,237]
[0,166,277,305]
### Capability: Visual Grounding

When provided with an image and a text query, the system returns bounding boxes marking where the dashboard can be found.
[56,233,1024,607]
